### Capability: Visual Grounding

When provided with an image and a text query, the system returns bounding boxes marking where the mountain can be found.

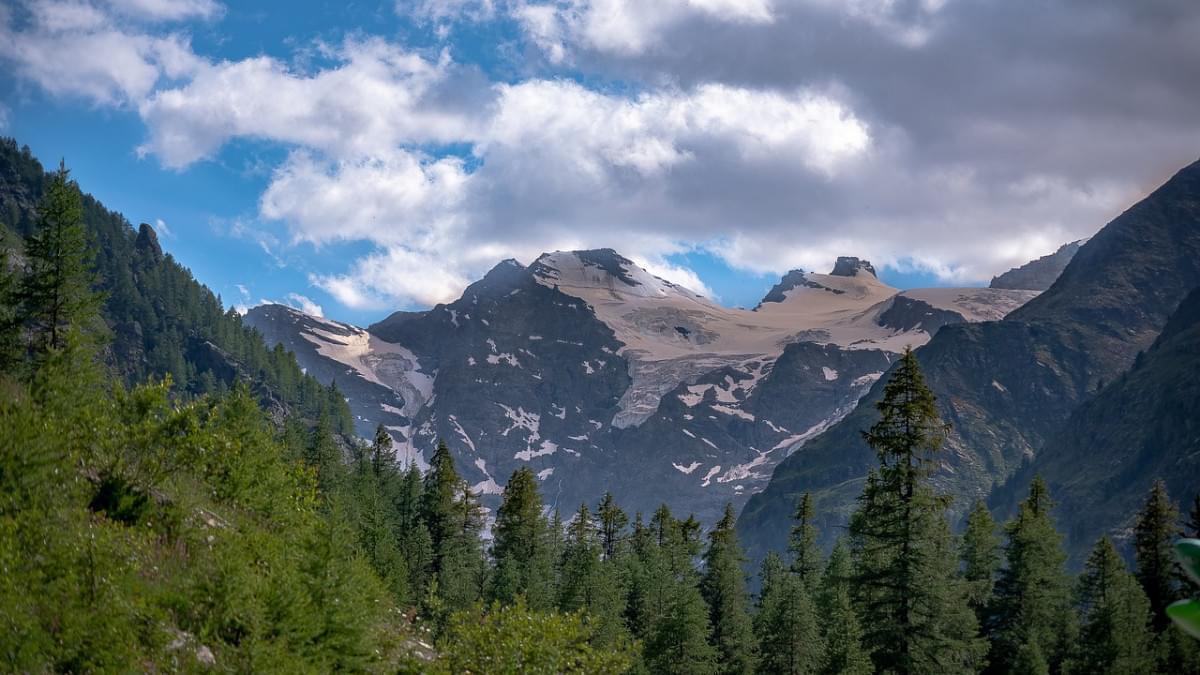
[989,239,1085,290]
[0,137,353,433]
[991,286,1200,563]
[737,157,1200,565]
[247,248,1036,522]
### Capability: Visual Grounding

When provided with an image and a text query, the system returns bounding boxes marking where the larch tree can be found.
[1134,479,1182,632]
[490,467,556,610]
[817,540,871,675]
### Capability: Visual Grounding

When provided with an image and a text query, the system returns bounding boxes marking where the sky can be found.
[2,0,1199,325]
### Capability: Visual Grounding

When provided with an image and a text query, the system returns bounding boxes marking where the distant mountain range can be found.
[247,249,1037,522]
[738,157,1200,566]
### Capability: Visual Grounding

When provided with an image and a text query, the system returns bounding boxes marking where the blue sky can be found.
[3,0,1197,325]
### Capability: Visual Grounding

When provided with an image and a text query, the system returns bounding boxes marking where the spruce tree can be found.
[18,160,100,359]
[490,467,556,610]
[817,540,871,675]
[848,348,985,674]
[559,503,630,648]
[756,553,823,675]
[701,503,757,674]
[645,582,719,675]
[960,498,1000,626]
[421,441,484,613]
[370,423,392,478]
[1134,479,1182,631]
[989,476,1077,674]
[396,461,433,600]
[1066,537,1155,674]
[789,492,822,587]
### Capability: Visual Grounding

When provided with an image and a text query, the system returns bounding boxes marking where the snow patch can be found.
[673,461,702,475]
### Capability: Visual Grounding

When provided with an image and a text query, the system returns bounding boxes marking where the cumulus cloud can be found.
[139,39,479,167]
[3,0,1199,314]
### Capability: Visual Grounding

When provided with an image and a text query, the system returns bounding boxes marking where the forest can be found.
[2,154,1199,673]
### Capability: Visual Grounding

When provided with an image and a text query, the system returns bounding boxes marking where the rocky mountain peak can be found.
[135,222,163,263]
[830,256,876,277]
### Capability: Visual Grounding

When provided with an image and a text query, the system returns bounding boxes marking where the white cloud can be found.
[312,247,471,309]
[0,1,204,106]
[138,39,475,167]
[105,0,223,22]
[153,217,173,237]
[402,0,495,24]
[285,292,324,317]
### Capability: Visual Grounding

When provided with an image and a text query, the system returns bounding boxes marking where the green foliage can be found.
[789,492,821,587]
[702,503,758,674]
[431,599,635,674]
[989,476,1077,674]
[755,552,823,675]
[16,160,102,361]
[1134,480,1183,631]
[849,348,985,674]
[816,540,872,675]
[961,498,1000,625]
[491,467,557,610]
[1065,537,1155,674]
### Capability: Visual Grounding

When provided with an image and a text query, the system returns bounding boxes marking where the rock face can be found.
[248,250,1037,523]
[738,157,1200,566]
[990,286,1200,565]
[989,240,1084,290]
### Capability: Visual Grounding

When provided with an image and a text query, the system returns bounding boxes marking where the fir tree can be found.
[17,160,101,359]
[1065,537,1154,674]
[1134,479,1182,631]
[960,498,1000,626]
[701,503,758,674]
[490,467,556,610]
[789,492,822,587]
[756,553,823,675]
[817,540,871,675]
[989,476,1077,674]
[848,348,985,674]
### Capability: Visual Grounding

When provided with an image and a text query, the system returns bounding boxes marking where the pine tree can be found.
[989,476,1077,674]
[1065,537,1155,674]
[848,348,985,674]
[817,540,871,675]
[1134,479,1182,631]
[756,553,823,675]
[490,467,556,610]
[789,492,822,587]
[960,498,1000,626]
[701,503,757,674]
[18,160,100,359]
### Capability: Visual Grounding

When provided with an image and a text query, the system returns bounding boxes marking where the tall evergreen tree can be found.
[701,503,758,674]
[989,476,1077,674]
[395,461,433,600]
[370,423,392,478]
[960,498,1001,626]
[597,491,629,561]
[1134,479,1182,631]
[1066,537,1155,675]
[848,348,985,674]
[756,552,823,675]
[421,441,484,613]
[17,160,100,359]
[789,492,822,587]
[817,540,871,675]
[490,467,556,610]
[558,503,630,648]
